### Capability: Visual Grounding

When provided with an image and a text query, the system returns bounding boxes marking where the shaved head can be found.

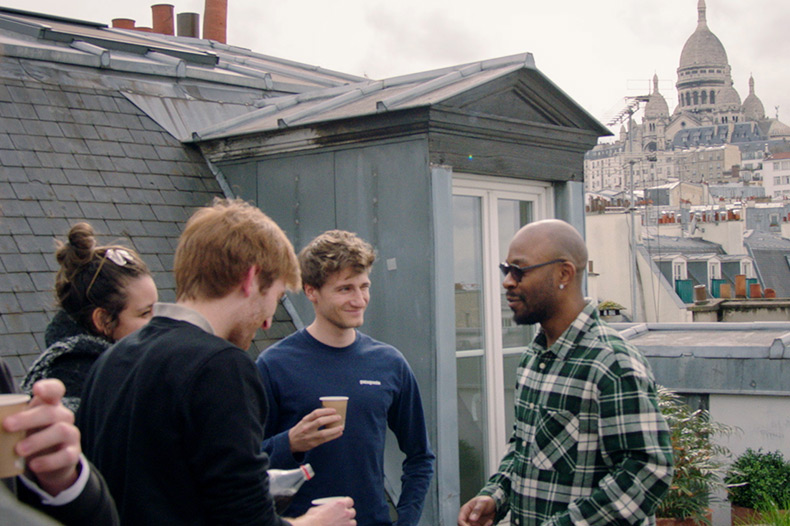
[511,220,587,282]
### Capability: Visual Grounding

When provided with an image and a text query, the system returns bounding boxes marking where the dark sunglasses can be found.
[499,258,566,282]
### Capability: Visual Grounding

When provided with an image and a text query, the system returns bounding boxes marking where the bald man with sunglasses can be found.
[458,219,674,526]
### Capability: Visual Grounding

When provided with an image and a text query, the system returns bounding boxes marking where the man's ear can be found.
[557,260,577,289]
[240,266,258,297]
[303,283,318,303]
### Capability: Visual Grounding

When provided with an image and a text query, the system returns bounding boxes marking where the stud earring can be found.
[559,284,565,290]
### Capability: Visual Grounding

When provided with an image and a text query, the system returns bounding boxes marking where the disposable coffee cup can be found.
[319,396,348,429]
[0,394,31,478]
[312,496,348,506]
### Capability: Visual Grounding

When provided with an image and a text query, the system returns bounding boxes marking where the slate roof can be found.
[0,6,361,382]
[612,321,790,395]
[642,235,725,257]
[744,230,790,297]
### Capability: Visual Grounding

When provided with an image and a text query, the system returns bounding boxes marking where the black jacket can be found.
[1,360,119,526]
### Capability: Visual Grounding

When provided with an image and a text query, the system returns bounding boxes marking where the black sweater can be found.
[77,313,287,526]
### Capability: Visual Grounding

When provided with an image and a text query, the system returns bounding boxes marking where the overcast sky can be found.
[4,0,788,135]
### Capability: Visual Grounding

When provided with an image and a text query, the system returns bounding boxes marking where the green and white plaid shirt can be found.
[479,301,673,526]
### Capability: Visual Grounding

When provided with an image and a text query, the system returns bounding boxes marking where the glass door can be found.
[453,176,552,503]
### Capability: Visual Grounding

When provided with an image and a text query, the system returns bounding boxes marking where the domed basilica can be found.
[585,0,790,194]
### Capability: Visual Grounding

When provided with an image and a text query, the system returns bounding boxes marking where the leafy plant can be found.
[725,448,790,510]
[656,386,734,524]
[756,498,790,526]
[597,300,625,312]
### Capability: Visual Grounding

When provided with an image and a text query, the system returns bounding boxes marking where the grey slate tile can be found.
[85,139,126,157]
[126,188,164,204]
[34,104,72,123]
[48,137,90,155]
[15,291,51,312]
[115,203,155,221]
[141,220,181,237]
[0,149,22,167]
[41,153,80,170]
[9,134,40,153]
[12,235,54,254]
[90,186,131,204]
[25,217,69,237]
[0,132,12,149]
[0,199,46,218]
[59,122,98,140]
[30,272,54,292]
[0,117,25,134]
[0,292,21,312]
[105,157,143,176]
[104,219,147,237]
[21,119,55,138]
[95,126,134,143]
[133,236,172,254]
[26,166,68,185]
[0,84,11,102]
[3,312,47,333]
[11,182,55,201]
[72,109,111,127]
[0,101,22,119]
[138,174,176,191]
[0,165,27,182]
[0,355,27,379]
[13,103,37,120]
[47,184,95,203]
[151,205,190,222]
[122,143,159,160]
[62,169,98,186]
[0,235,17,254]
[78,202,122,220]
[0,218,32,236]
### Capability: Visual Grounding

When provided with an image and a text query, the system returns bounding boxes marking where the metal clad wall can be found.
[224,137,443,524]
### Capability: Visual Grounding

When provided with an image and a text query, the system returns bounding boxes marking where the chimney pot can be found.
[112,18,136,29]
[177,12,200,38]
[135,27,154,32]
[203,0,227,43]
[693,284,707,303]
[152,4,175,35]
[749,283,763,298]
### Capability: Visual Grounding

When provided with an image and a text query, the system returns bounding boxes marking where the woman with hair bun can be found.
[22,222,157,412]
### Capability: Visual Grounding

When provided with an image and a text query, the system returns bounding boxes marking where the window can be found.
[741,260,754,278]
[673,260,688,281]
[453,176,553,504]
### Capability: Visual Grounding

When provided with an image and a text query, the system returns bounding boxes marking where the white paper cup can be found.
[312,496,348,506]
[0,394,31,477]
[319,396,348,429]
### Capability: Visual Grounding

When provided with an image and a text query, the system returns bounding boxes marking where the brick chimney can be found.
[112,18,136,29]
[152,4,175,36]
[202,0,227,43]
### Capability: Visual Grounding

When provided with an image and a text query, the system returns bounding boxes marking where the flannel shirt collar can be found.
[533,299,597,361]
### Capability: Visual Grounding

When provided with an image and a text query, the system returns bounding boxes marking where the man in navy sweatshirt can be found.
[256,230,435,526]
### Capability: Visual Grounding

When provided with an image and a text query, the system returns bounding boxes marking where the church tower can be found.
[643,74,669,151]
[674,0,741,124]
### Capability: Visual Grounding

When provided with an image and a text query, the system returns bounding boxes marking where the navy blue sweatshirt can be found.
[257,329,434,525]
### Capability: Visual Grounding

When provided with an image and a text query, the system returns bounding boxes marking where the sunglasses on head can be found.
[499,258,566,282]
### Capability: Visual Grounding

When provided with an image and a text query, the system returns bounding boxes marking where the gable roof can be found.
[191,53,610,142]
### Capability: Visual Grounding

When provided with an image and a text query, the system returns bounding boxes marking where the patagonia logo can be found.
[359,380,381,386]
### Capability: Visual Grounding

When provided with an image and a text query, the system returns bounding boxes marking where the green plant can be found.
[725,448,790,510]
[656,387,734,524]
[757,498,790,526]
[597,300,626,312]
